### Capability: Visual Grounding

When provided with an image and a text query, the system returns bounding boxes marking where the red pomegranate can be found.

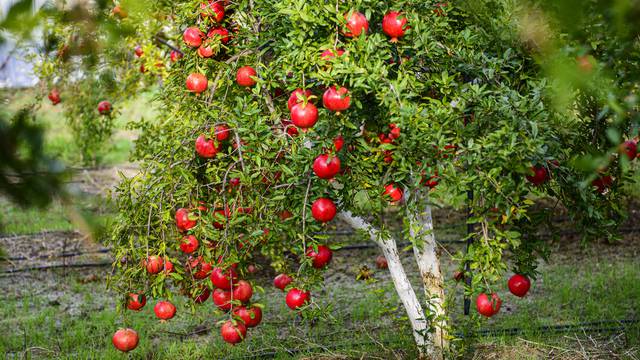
[388,123,401,139]
[333,135,344,152]
[212,208,230,229]
[323,86,351,112]
[175,207,197,232]
[476,293,501,317]
[187,256,213,279]
[210,267,238,290]
[344,11,369,37]
[526,165,548,186]
[320,49,345,60]
[287,88,313,111]
[180,235,199,254]
[215,123,231,141]
[375,255,388,269]
[48,89,61,105]
[112,328,139,352]
[273,273,293,291]
[620,140,637,160]
[233,306,262,327]
[163,258,174,274]
[306,245,333,268]
[200,1,225,22]
[383,183,403,203]
[97,101,112,115]
[285,288,311,309]
[193,287,211,303]
[232,280,253,303]
[311,197,337,223]
[592,175,613,194]
[236,66,257,87]
[382,11,408,42]
[313,154,341,179]
[154,300,176,320]
[134,45,143,57]
[220,320,247,344]
[212,288,232,311]
[508,274,531,297]
[186,73,208,94]
[197,40,216,58]
[195,134,218,158]
[208,27,231,44]
[145,255,164,274]
[126,292,146,311]
[291,102,319,129]
[183,27,204,48]
[170,50,183,62]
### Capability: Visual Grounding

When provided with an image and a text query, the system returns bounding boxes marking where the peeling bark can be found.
[338,211,428,355]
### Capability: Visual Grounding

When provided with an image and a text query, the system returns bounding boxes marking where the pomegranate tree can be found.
[99,0,635,357]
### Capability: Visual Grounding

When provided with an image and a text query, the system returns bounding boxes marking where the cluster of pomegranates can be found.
[475,273,531,317]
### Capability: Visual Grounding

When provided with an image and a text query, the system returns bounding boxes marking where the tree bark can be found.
[407,192,449,359]
[338,211,429,356]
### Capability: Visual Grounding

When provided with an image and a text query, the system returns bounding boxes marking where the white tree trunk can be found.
[407,192,448,358]
[338,211,429,356]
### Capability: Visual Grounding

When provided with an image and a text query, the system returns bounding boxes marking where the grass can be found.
[0,243,638,359]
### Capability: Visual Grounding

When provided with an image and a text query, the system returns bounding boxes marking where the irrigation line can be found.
[0,261,111,275]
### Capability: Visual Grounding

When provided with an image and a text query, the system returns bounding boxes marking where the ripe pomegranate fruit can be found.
[186,73,208,94]
[154,300,176,320]
[48,89,60,105]
[476,293,501,317]
[375,255,388,269]
[287,88,313,111]
[306,245,333,268]
[233,306,262,327]
[321,49,345,60]
[126,292,146,311]
[291,102,319,129]
[195,134,218,158]
[344,11,369,37]
[175,208,197,232]
[145,255,164,274]
[383,183,403,203]
[212,288,232,311]
[273,273,293,291]
[620,140,637,160]
[200,1,225,22]
[286,288,311,310]
[526,165,548,186]
[323,86,351,112]
[197,40,216,58]
[193,287,211,303]
[508,274,531,297]
[183,26,204,48]
[592,175,613,194]
[180,235,199,254]
[311,197,337,223]
[212,208,230,229]
[313,154,341,179]
[187,256,213,279]
[232,280,253,303]
[112,328,138,352]
[388,123,401,139]
[208,27,230,44]
[215,124,230,141]
[333,135,344,152]
[97,101,112,115]
[220,320,247,344]
[236,66,257,87]
[170,50,183,62]
[210,267,239,290]
[134,45,143,57]
[382,11,408,42]
[163,258,174,274]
